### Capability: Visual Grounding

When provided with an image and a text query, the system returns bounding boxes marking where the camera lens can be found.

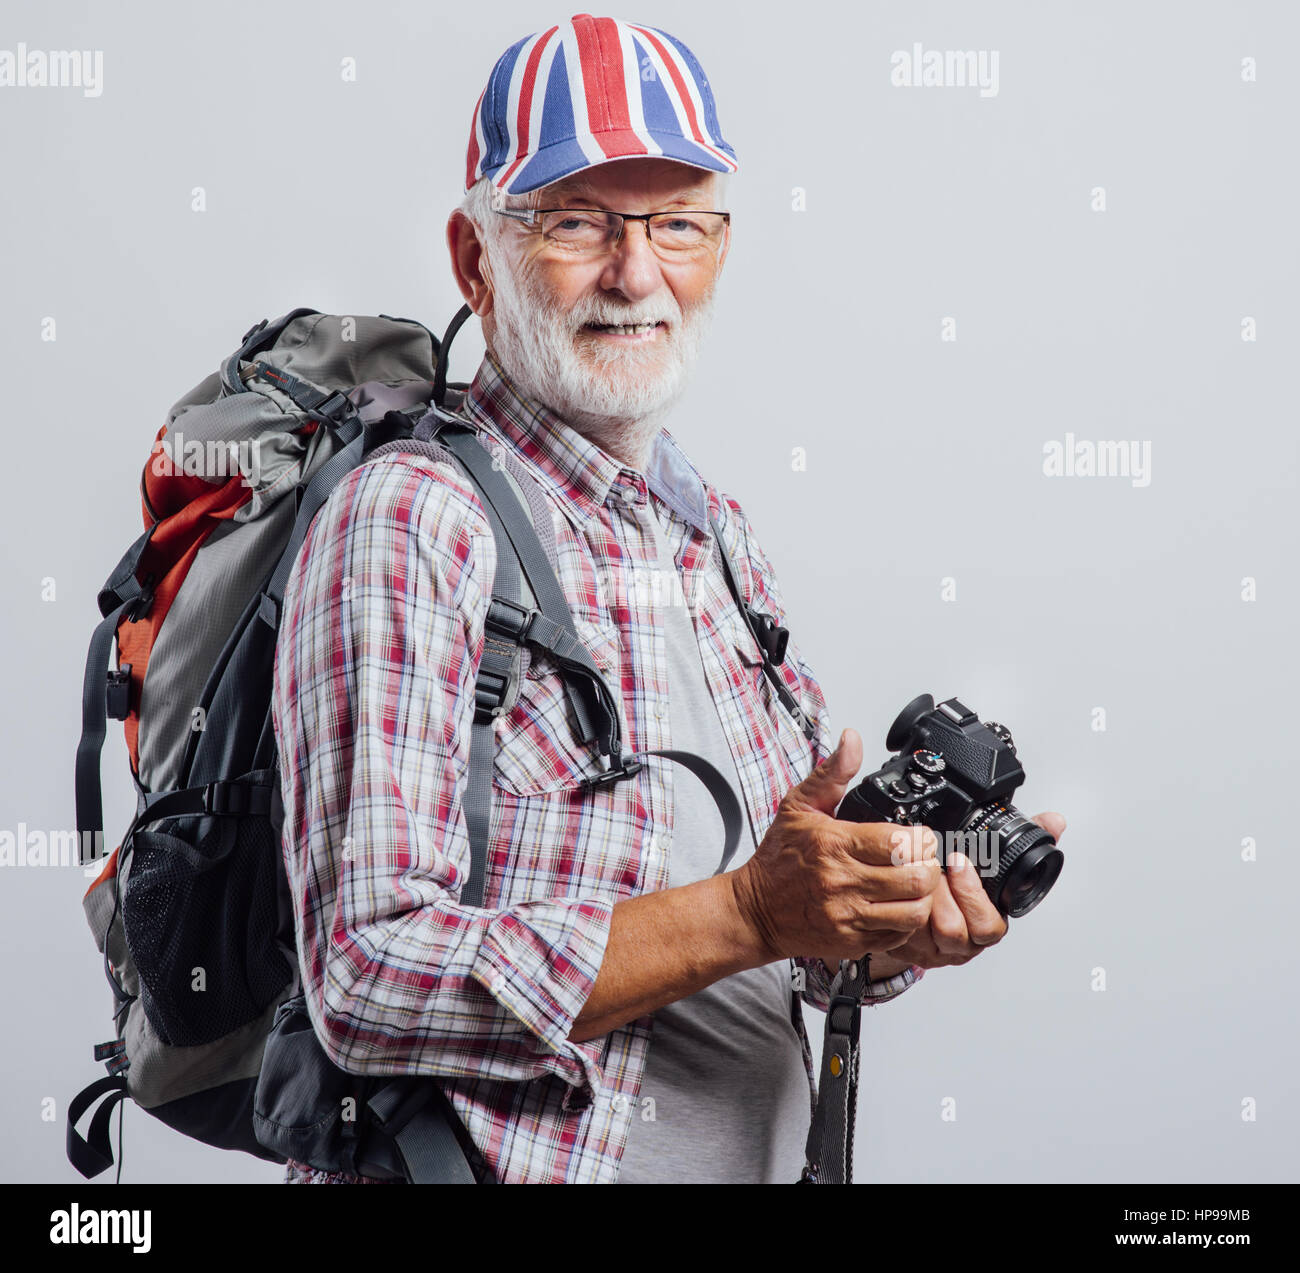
[959,805,1064,917]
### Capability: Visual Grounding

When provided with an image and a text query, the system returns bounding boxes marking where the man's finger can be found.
[927,876,970,955]
[945,852,1008,946]
[1031,811,1066,841]
[784,728,863,816]
[841,822,938,867]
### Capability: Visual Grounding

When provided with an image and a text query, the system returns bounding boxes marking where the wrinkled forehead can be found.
[527,163,721,208]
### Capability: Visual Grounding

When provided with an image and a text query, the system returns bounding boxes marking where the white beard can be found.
[482,248,716,468]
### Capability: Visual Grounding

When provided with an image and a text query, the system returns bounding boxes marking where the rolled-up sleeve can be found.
[271,453,613,1102]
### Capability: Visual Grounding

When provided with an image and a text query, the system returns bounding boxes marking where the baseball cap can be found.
[465,13,739,196]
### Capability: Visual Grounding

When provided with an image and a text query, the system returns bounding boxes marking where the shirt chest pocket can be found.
[490,618,624,797]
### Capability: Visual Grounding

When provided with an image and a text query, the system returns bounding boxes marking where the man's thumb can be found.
[791,728,862,814]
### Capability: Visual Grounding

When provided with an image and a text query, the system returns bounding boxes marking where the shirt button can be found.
[654,699,669,720]
[620,485,639,504]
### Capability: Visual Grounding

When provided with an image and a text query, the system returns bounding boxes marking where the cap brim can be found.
[489,131,737,196]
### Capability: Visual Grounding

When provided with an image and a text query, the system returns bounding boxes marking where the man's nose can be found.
[597,220,665,301]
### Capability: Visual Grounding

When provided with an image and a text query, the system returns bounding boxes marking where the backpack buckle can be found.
[106,666,133,720]
[473,666,520,722]
[580,755,643,792]
[474,599,536,722]
[124,576,155,623]
[484,597,537,643]
[201,780,257,815]
[306,391,352,426]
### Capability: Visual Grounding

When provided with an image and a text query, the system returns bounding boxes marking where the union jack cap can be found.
[465,13,739,196]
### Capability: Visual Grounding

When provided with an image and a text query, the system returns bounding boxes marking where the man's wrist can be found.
[819,952,911,982]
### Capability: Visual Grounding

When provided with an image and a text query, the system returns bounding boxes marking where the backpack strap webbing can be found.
[75,525,157,864]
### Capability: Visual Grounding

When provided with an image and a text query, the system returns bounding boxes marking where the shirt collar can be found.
[458,349,715,537]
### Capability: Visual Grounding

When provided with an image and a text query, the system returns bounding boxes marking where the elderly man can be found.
[273,14,1064,1185]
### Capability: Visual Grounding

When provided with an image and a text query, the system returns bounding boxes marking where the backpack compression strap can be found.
[75,525,158,864]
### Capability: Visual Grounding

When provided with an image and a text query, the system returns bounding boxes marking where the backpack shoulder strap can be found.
[369,411,630,907]
[373,408,747,902]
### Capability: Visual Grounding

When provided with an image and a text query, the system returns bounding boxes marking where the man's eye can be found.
[549,213,604,232]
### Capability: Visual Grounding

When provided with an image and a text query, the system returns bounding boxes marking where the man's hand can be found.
[866,812,1067,979]
[728,728,943,966]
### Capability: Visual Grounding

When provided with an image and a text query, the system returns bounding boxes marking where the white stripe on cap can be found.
[559,22,610,174]
[501,29,550,181]
[616,22,662,160]
[627,23,736,170]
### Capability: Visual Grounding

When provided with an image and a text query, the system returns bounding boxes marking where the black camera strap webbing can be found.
[802,956,872,1184]
[706,512,816,743]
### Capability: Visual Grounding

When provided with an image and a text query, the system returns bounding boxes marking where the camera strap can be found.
[801,956,872,1183]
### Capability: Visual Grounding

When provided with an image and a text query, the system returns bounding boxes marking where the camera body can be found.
[836,694,1063,917]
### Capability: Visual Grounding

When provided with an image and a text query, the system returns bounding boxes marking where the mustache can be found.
[571,308,676,329]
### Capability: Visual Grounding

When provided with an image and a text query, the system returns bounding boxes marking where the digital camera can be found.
[836,694,1063,917]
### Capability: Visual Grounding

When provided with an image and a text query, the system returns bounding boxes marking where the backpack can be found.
[67,303,783,1183]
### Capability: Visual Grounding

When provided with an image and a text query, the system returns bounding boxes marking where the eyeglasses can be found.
[494,206,730,257]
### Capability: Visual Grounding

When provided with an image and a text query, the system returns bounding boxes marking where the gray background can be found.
[1,0,1295,1183]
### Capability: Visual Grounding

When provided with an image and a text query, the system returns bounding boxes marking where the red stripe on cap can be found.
[466,86,486,188]
[498,25,558,189]
[576,15,647,159]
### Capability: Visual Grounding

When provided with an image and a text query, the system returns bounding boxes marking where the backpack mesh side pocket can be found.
[122,814,292,1047]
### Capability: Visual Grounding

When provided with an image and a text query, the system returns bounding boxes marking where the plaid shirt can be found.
[271,350,922,1184]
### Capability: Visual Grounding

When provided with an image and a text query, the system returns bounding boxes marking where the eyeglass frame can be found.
[492,205,731,255]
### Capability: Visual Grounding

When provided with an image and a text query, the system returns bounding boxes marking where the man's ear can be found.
[447,210,495,318]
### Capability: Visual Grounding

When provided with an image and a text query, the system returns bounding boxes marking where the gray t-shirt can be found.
[615,499,810,1184]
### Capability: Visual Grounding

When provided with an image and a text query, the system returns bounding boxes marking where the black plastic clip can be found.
[827,994,861,1039]
[124,573,156,623]
[306,390,353,426]
[106,666,133,720]
[580,755,644,792]
[484,597,537,642]
[748,608,790,666]
[202,781,247,815]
